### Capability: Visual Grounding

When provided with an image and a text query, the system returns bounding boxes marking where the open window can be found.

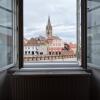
[0,0,18,70]
[87,0,100,69]
[0,0,87,69]
[23,0,84,66]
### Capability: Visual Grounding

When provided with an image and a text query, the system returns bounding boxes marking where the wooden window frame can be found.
[18,0,87,69]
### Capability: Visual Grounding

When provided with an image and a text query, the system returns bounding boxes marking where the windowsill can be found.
[24,61,79,68]
[88,63,100,70]
[9,61,88,76]
[20,67,83,71]
[13,68,89,76]
[17,62,85,73]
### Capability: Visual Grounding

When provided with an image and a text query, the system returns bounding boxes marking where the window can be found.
[0,0,88,69]
[59,52,61,55]
[36,51,39,55]
[87,0,100,68]
[24,0,78,63]
[40,52,43,55]
[28,51,30,54]
[0,0,17,69]
[25,51,27,55]
[49,52,51,55]
[32,51,34,55]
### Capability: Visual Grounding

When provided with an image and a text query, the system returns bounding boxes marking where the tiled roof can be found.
[24,38,47,46]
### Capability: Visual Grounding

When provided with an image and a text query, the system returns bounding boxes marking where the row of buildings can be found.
[24,17,76,57]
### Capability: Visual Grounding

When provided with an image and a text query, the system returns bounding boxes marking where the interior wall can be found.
[10,71,90,100]
[90,68,100,100]
[0,70,9,100]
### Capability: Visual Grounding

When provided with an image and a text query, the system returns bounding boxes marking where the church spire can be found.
[48,16,51,25]
[46,16,52,38]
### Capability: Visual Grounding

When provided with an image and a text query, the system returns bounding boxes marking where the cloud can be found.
[24,0,76,42]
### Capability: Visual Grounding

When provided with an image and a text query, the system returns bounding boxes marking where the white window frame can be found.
[0,0,17,71]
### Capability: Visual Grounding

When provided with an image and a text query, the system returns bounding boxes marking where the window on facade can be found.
[0,0,17,68]
[25,51,27,55]
[59,52,61,55]
[32,51,34,55]
[40,52,43,55]
[87,0,100,68]
[24,0,79,63]
[28,51,30,54]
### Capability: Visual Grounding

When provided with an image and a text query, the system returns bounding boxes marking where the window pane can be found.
[0,8,12,27]
[88,1,100,10]
[87,0,100,67]
[0,27,13,67]
[88,8,100,27]
[0,0,12,10]
[0,0,16,68]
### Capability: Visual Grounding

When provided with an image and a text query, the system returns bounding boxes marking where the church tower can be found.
[46,16,52,38]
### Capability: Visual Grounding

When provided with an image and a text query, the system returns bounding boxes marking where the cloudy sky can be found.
[24,0,76,43]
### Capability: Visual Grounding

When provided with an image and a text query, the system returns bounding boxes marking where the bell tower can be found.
[46,16,52,38]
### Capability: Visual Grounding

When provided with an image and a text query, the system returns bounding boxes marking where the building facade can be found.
[47,37,64,55]
[24,38,48,56]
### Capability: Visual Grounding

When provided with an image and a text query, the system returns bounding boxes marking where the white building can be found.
[24,38,48,56]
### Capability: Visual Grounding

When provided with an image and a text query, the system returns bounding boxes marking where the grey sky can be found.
[24,0,76,43]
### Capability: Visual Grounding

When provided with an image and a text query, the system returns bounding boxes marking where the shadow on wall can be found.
[91,69,100,100]
[0,70,9,100]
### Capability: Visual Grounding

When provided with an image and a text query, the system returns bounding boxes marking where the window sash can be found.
[0,0,17,69]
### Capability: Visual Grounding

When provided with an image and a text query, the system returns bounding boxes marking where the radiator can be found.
[9,72,90,100]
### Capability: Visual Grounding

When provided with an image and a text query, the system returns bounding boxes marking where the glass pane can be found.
[0,0,16,68]
[88,8,100,27]
[0,0,12,10]
[0,27,13,67]
[88,1,100,10]
[87,0,100,67]
[0,8,12,28]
